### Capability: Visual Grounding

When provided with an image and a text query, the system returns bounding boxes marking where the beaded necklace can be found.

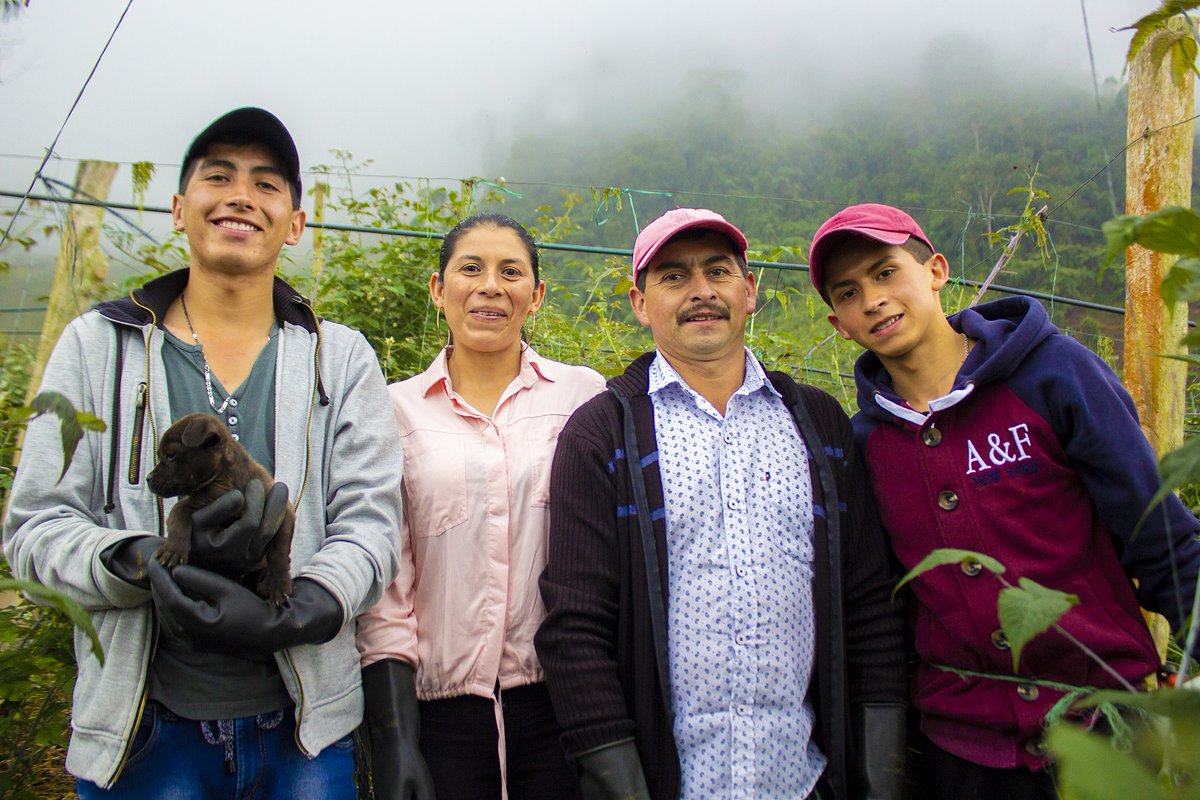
[180,293,233,414]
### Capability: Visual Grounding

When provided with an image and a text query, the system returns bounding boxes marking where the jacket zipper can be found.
[106,623,157,786]
[282,650,313,757]
[127,383,147,485]
[294,301,324,507]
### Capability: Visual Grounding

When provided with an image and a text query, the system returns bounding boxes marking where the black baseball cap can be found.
[179,107,301,197]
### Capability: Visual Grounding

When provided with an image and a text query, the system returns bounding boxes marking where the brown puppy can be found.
[147,412,294,605]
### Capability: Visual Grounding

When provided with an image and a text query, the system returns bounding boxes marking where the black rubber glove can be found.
[148,563,342,656]
[188,479,289,576]
[361,659,435,800]
[853,703,908,800]
[100,535,161,588]
[576,738,650,800]
[99,480,288,589]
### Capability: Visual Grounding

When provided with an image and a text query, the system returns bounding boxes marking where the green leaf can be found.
[1144,436,1200,524]
[1102,215,1142,268]
[5,405,35,424]
[893,548,1006,598]
[1159,258,1200,306]
[1073,686,1200,719]
[76,411,107,431]
[1175,30,1200,88]
[0,578,104,664]
[1126,1,1200,64]
[1161,351,1200,366]
[1046,722,1170,800]
[997,577,1079,672]
[1113,207,1200,259]
[25,391,91,480]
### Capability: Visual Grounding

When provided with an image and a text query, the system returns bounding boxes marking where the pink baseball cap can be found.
[631,208,749,284]
[808,203,933,297]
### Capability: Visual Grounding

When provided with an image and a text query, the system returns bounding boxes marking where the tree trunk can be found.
[1123,16,1194,665]
[25,160,119,403]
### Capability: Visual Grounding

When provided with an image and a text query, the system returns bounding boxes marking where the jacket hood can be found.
[94,268,321,334]
[93,268,328,405]
[854,296,1057,424]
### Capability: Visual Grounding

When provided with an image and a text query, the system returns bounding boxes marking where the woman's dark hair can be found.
[437,213,540,283]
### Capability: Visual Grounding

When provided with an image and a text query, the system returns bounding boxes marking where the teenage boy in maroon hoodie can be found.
[808,203,1200,800]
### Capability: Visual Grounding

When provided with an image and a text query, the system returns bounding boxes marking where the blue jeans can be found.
[77,702,356,799]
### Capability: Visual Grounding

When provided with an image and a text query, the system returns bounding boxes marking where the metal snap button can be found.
[1017,683,1039,702]
[937,491,959,510]
[922,427,942,446]
[991,629,1009,650]
[961,559,983,577]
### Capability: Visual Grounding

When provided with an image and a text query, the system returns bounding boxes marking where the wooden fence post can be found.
[25,160,119,403]
[1123,15,1194,662]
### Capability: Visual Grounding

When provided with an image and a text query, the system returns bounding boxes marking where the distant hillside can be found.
[495,77,1178,320]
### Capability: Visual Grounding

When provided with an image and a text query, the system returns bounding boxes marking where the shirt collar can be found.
[648,347,780,400]
[417,345,555,398]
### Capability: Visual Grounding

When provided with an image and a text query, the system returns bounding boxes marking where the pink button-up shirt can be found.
[357,346,605,701]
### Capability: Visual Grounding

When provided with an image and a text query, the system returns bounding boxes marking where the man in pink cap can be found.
[536,208,906,799]
[810,203,1200,800]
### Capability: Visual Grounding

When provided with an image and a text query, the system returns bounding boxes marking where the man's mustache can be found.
[676,303,730,324]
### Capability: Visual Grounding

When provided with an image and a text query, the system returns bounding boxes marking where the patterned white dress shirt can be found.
[649,349,825,799]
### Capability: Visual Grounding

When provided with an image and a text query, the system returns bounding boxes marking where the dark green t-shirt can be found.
[149,326,291,720]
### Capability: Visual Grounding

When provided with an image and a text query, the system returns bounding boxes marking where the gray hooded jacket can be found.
[3,269,402,787]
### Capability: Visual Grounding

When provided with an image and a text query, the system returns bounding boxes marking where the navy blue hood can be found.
[853,296,1058,425]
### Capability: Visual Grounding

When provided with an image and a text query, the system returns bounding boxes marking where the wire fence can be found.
[0,173,1137,413]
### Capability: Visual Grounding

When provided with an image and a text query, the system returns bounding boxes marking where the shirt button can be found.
[230,433,240,441]
[1017,683,1039,702]
[991,629,1010,650]
[735,633,747,646]
[1025,738,1048,758]
[228,416,238,425]
[735,564,747,578]
[961,559,983,577]
[727,498,738,511]
[229,397,238,407]
[937,491,959,511]
[922,427,942,447]
[736,704,751,716]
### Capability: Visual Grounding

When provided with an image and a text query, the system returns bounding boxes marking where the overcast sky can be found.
[0,0,1155,204]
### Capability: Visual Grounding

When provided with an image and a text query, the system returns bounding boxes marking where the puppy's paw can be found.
[257,571,293,606]
[154,542,189,568]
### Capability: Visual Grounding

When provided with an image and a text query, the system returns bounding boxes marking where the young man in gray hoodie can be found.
[4,107,431,797]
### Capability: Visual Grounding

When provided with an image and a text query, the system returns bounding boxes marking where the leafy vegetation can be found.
[0,342,82,798]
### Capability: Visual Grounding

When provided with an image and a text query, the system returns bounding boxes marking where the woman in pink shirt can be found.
[357,214,606,800]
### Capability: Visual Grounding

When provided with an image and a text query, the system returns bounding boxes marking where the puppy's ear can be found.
[179,414,221,448]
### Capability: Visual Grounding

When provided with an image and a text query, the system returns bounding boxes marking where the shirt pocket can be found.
[764,476,815,563]
[527,421,567,509]
[402,438,469,538]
